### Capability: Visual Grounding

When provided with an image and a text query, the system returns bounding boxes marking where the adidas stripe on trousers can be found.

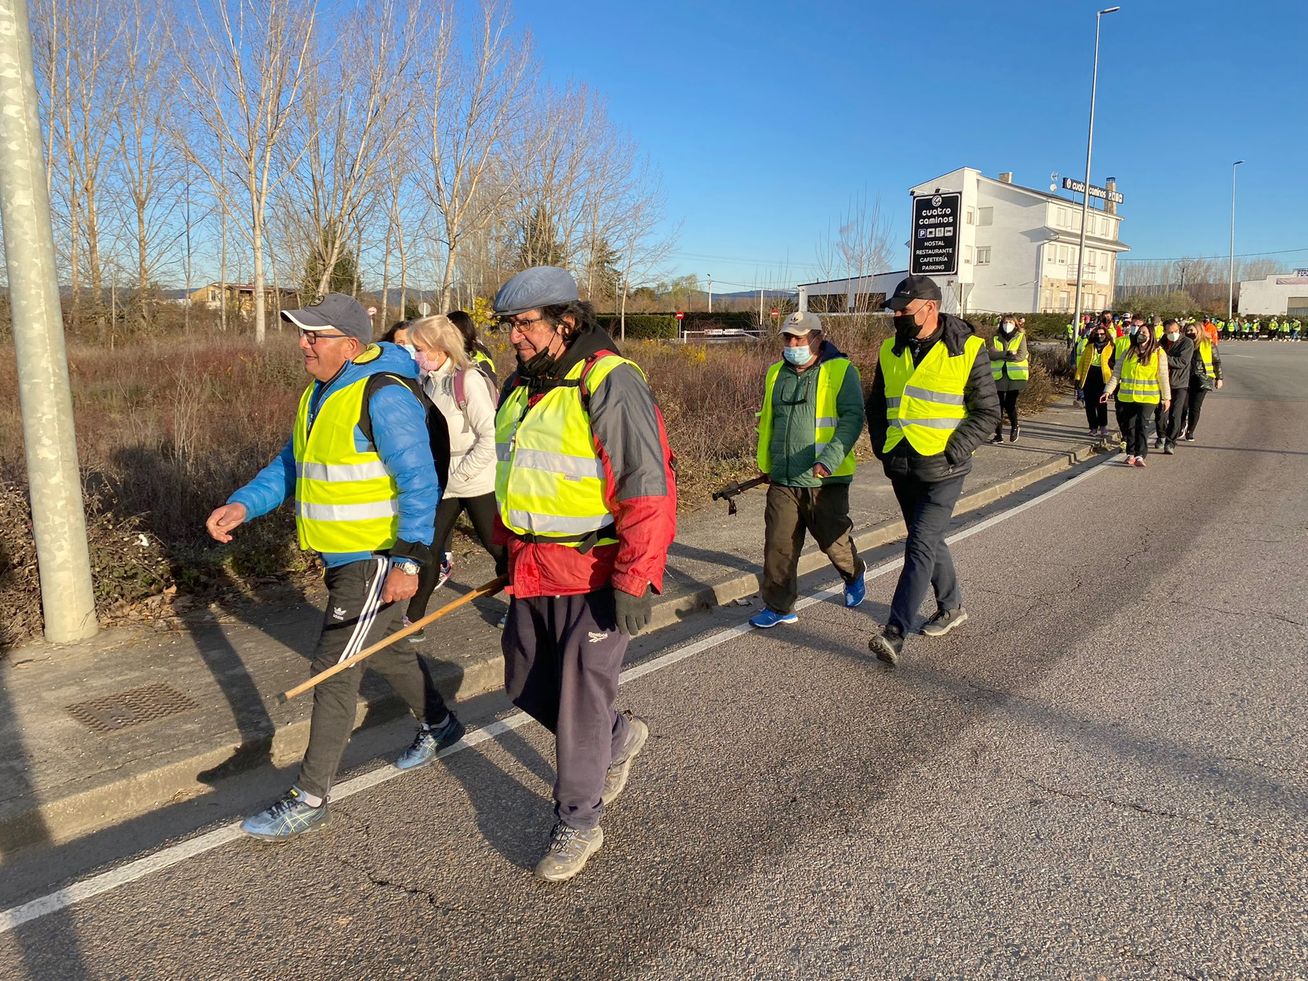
[298,556,452,799]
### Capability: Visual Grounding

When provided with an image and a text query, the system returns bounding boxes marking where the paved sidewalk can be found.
[0,395,1101,851]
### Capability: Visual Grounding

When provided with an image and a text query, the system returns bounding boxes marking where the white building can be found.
[1238,272,1308,317]
[799,166,1130,316]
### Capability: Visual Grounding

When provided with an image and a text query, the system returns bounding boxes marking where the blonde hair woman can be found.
[402,315,503,639]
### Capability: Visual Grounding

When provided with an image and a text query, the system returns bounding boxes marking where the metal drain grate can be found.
[66,682,199,733]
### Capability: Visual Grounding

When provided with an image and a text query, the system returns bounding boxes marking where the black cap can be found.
[281,293,373,343]
[883,275,942,311]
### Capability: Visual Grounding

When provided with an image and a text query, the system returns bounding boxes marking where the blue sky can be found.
[521,0,1308,291]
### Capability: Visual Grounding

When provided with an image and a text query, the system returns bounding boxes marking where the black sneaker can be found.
[1153,437,1164,449]
[989,433,1003,444]
[921,607,970,638]
[1183,433,1196,442]
[1162,442,1175,455]
[868,627,904,667]
[1009,425,1021,443]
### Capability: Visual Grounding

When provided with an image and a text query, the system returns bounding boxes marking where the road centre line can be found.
[0,453,1113,934]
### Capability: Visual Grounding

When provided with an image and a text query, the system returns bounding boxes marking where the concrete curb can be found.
[1,440,1101,851]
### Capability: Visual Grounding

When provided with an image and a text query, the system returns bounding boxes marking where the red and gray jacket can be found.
[494,324,677,599]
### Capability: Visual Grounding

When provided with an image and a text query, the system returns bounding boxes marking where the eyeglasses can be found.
[300,330,351,345]
[497,314,548,332]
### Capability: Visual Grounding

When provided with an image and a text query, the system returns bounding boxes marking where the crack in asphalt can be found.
[1172,598,1308,630]
[339,856,461,913]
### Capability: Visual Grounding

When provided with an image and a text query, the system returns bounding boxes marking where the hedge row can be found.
[595,311,759,340]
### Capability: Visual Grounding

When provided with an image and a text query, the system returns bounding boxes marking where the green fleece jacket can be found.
[760,340,864,487]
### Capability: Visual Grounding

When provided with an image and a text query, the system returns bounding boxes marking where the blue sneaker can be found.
[749,608,798,629]
[844,575,866,608]
[395,713,466,771]
[241,787,328,841]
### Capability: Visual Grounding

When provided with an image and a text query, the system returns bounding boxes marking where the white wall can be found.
[1239,275,1308,316]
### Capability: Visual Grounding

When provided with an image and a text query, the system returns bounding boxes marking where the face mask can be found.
[415,351,443,375]
[893,313,918,339]
[1128,325,1139,336]
[782,344,812,366]
[1185,331,1197,339]
[399,342,417,358]
[1166,331,1180,342]
[1134,331,1148,344]
[1001,322,1015,334]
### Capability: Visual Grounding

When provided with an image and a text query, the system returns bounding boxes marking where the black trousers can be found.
[299,557,450,798]
[407,492,503,621]
[887,472,965,634]
[1083,373,1108,429]
[761,483,863,614]
[1183,384,1208,436]
[1165,387,1190,443]
[994,389,1021,434]
[1120,403,1150,458]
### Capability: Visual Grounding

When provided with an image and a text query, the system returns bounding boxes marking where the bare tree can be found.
[814,193,893,314]
[176,0,317,343]
[421,0,529,310]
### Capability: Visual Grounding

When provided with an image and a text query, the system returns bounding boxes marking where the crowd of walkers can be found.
[205,267,1234,884]
[1071,311,1226,467]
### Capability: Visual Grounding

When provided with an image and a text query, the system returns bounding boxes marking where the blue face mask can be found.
[783,344,812,366]
[399,342,417,358]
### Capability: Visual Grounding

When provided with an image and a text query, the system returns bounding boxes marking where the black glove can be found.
[613,585,652,637]
[494,548,508,579]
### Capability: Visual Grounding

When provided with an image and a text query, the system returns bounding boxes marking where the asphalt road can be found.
[2,343,1305,979]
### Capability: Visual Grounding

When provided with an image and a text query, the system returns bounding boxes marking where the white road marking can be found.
[0,453,1113,935]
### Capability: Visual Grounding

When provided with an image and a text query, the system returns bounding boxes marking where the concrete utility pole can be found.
[1228,160,1244,321]
[0,0,99,642]
[1072,5,1119,343]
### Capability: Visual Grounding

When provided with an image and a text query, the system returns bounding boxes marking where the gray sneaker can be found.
[922,607,969,637]
[602,718,649,805]
[534,822,604,882]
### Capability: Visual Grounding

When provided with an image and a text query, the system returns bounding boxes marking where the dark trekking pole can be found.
[711,474,768,516]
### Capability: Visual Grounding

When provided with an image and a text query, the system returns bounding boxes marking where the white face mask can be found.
[1166,331,1180,342]
[1001,322,1015,333]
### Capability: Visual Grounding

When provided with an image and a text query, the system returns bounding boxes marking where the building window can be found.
[964,245,973,264]
[1087,249,1098,271]
[208,288,218,302]
[978,207,993,227]
[1057,293,1070,311]
[966,208,975,225]
[1041,290,1052,311]
[976,247,991,265]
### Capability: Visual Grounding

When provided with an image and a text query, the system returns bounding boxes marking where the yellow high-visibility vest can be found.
[1119,349,1162,404]
[293,358,401,554]
[880,334,984,457]
[756,357,858,477]
[991,333,1029,382]
[494,355,633,547]
[1197,339,1215,376]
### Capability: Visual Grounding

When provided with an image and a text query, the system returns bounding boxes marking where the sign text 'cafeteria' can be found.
[910,192,960,277]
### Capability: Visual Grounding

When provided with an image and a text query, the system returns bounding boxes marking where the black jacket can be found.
[1162,335,1194,389]
[866,313,1001,481]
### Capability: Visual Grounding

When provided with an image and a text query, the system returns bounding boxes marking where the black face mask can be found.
[893,313,918,340]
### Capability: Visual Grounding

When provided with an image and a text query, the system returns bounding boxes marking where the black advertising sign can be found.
[910,192,960,276]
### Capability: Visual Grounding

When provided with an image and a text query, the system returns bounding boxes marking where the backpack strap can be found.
[359,372,450,490]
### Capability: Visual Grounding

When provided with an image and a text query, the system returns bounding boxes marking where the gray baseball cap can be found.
[493,266,580,316]
[281,293,373,343]
[780,311,823,336]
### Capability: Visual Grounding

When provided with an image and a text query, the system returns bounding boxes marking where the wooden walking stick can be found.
[275,575,508,704]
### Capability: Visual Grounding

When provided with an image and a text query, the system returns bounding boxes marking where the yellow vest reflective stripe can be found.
[990,333,1029,381]
[494,355,632,546]
[1198,340,1214,375]
[1119,350,1161,404]
[881,334,983,457]
[293,371,401,553]
[473,350,496,373]
[756,358,858,477]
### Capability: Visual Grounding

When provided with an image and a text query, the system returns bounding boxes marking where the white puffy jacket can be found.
[420,359,497,499]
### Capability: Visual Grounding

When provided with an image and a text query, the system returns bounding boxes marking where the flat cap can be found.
[493,266,580,316]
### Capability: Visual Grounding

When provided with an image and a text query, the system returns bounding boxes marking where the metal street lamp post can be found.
[1228,160,1244,321]
[1072,5,1119,342]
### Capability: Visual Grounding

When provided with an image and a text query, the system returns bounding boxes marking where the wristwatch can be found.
[393,560,421,576]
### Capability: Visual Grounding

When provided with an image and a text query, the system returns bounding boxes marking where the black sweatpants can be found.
[1083,373,1108,429]
[761,482,863,615]
[503,588,631,832]
[299,557,451,799]
[407,492,503,621]
[1120,403,1150,458]
[1183,384,1208,436]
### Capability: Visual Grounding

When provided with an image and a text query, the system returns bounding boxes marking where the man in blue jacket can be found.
[205,293,463,840]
